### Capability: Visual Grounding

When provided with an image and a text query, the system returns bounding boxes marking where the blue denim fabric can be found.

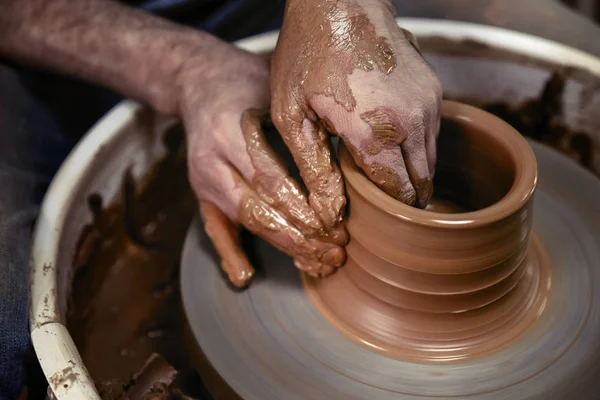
[0,65,73,400]
[0,2,284,398]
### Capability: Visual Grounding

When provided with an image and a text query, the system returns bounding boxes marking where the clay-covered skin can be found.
[271,0,442,210]
[238,110,346,278]
[200,202,255,288]
[466,71,596,173]
[304,101,551,362]
[181,57,346,285]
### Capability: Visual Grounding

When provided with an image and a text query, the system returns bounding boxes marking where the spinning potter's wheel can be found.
[181,104,600,399]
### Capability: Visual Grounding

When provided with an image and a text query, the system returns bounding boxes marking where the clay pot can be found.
[304,100,551,362]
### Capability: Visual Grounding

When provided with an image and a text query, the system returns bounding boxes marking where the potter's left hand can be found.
[271,0,442,217]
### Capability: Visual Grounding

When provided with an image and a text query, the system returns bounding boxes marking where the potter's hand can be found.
[272,0,442,209]
[181,48,346,288]
[0,0,346,289]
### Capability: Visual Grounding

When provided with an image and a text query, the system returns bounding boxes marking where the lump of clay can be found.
[96,353,197,400]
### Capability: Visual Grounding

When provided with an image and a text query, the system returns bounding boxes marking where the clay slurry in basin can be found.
[304,100,552,362]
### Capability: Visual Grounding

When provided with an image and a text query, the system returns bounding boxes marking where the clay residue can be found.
[42,263,53,275]
[269,0,399,221]
[282,0,396,112]
[403,158,433,208]
[48,366,79,391]
[359,109,404,155]
[241,109,323,238]
[38,288,59,326]
[342,140,415,205]
[67,125,207,399]
[420,36,598,175]
[238,189,344,277]
[455,70,596,172]
[96,353,197,400]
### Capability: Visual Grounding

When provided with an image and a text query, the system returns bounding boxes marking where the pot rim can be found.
[340,100,538,228]
[29,19,600,400]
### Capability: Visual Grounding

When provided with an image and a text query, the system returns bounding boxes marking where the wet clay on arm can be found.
[0,0,228,115]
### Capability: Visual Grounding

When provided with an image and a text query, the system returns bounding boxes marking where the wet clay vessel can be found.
[304,100,552,362]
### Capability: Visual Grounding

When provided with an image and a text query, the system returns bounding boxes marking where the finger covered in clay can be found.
[238,186,346,269]
[269,100,348,240]
[200,200,255,288]
[243,109,348,246]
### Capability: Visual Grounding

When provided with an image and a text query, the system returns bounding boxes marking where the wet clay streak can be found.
[419,37,598,175]
[238,188,344,277]
[343,140,416,205]
[282,0,396,112]
[304,101,551,362]
[241,109,323,238]
[237,111,346,276]
[360,109,404,155]
[459,71,596,173]
[67,125,208,398]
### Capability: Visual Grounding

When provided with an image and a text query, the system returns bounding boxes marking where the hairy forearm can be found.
[0,0,226,115]
[286,0,393,10]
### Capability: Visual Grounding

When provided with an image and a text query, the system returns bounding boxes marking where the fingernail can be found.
[321,247,346,267]
[415,197,428,209]
[415,178,433,209]
[399,186,417,206]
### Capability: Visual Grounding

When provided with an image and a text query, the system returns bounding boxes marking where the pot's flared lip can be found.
[340,100,538,228]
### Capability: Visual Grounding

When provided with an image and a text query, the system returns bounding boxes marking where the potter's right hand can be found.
[180,46,346,288]
[271,0,442,214]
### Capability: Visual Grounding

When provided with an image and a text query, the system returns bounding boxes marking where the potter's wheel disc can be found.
[181,141,600,399]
